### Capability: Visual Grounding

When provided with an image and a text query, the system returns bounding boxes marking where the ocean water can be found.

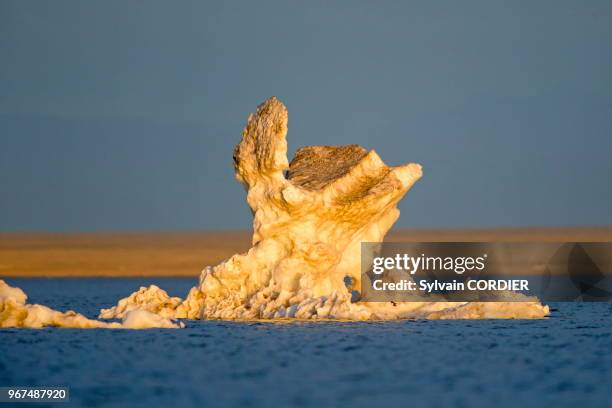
[1,278,611,408]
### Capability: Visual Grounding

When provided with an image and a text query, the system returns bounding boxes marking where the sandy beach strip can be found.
[0,227,610,277]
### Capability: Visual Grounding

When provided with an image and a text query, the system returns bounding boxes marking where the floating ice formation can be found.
[0,97,549,326]
[99,97,549,320]
[0,280,183,329]
[99,285,182,319]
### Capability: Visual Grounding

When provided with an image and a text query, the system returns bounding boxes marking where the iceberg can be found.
[99,97,549,321]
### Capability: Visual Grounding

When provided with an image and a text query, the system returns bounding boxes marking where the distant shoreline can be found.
[1,227,611,277]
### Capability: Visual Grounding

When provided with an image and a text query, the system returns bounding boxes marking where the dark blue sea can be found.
[1,278,611,408]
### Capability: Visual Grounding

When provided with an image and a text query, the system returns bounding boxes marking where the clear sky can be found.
[1,1,611,231]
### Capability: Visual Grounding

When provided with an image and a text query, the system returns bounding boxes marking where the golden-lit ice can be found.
[99,97,549,321]
[0,98,549,327]
[0,279,183,329]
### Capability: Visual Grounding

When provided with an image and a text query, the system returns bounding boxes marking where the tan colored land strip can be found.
[387,227,612,242]
[0,231,251,277]
[0,228,610,277]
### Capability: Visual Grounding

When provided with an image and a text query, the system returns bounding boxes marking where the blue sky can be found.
[1,1,611,231]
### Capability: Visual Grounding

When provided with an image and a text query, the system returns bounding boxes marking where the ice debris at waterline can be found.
[100,97,549,320]
[0,280,183,329]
